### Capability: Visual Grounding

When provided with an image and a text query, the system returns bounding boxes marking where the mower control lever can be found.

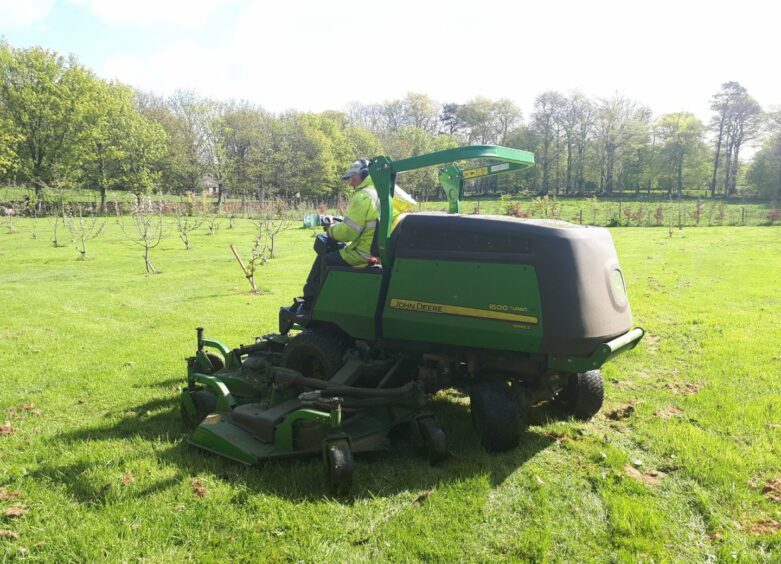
[319,214,343,226]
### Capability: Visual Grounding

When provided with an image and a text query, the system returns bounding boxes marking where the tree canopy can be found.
[1,43,778,204]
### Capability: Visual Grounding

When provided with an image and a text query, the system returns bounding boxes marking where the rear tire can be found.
[554,370,604,420]
[282,330,347,380]
[470,379,522,453]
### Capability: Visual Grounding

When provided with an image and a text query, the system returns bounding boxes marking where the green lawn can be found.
[1,221,780,561]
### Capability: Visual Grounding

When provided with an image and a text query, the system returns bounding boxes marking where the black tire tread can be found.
[324,440,353,496]
[470,379,521,453]
[573,370,604,420]
[282,330,347,380]
[205,353,225,373]
[418,418,448,465]
[181,389,217,429]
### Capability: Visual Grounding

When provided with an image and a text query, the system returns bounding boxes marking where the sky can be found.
[0,0,778,123]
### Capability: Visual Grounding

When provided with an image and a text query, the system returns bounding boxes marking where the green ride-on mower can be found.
[180,145,644,495]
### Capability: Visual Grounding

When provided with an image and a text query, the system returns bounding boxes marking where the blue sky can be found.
[1,0,778,123]
[1,1,241,80]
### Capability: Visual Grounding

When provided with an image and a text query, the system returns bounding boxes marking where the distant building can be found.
[202,179,219,198]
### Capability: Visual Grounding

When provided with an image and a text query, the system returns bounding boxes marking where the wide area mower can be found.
[180,145,644,494]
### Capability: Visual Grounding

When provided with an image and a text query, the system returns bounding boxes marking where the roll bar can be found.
[366,145,535,267]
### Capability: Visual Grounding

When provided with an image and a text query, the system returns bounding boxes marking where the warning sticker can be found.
[491,163,510,173]
[463,167,488,179]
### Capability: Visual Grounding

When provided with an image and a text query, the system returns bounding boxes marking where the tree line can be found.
[2,42,780,209]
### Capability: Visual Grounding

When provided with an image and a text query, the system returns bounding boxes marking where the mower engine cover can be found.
[315,212,633,357]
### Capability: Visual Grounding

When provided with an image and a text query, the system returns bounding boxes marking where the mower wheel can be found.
[283,330,346,380]
[470,379,521,453]
[323,439,353,496]
[417,417,448,465]
[180,389,217,429]
[554,370,604,420]
[204,353,224,374]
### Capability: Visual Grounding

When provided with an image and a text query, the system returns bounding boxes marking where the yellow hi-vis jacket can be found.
[327,176,381,266]
[327,178,418,266]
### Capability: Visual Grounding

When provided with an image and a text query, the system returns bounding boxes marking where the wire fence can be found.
[2,193,779,228]
[418,197,781,228]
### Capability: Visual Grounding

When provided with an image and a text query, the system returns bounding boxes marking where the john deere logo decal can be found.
[389,299,538,324]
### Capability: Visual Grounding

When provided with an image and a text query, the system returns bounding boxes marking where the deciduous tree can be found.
[654,113,707,196]
[0,46,95,200]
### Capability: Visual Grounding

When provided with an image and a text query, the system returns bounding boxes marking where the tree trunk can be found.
[777,151,781,200]
[710,113,726,196]
[100,187,107,214]
[541,137,550,195]
[677,159,683,197]
[729,147,741,195]
[554,132,562,195]
[144,244,157,275]
[723,137,733,196]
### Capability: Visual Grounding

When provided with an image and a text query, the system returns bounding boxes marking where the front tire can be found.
[470,379,522,453]
[417,417,448,465]
[282,330,347,380]
[323,439,353,496]
[180,389,217,429]
[204,353,224,373]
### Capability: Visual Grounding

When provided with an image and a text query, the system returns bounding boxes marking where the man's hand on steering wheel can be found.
[320,214,343,232]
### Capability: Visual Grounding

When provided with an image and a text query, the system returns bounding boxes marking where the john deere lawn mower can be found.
[180,145,644,494]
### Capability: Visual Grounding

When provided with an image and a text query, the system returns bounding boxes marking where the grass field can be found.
[1,220,780,561]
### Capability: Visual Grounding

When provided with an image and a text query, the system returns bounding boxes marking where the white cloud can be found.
[0,0,54,28]
[68,0,230,28]
[98,0,780,120]
[103,40,232,95]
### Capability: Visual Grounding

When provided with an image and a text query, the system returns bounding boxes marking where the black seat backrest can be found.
[370,226,379,257]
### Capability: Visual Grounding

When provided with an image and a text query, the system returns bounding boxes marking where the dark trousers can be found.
[303,250,350,300]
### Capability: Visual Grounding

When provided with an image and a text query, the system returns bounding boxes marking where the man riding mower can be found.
[294,158,415,317]
[180,145,644,494]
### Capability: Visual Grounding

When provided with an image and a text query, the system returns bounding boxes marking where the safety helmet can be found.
[341,158,371,181]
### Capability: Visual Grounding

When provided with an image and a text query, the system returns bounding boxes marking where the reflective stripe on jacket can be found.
[327,176,380,266]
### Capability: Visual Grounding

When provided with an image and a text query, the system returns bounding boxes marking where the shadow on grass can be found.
[43,393,562,503]
[175,291,246,302]
[132,377,183,390]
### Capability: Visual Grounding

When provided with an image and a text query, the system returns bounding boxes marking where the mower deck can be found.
[181,334,447,493]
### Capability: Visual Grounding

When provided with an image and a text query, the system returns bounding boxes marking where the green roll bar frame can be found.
[367,145,534,267]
